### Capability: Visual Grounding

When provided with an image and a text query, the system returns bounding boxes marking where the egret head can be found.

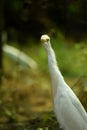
[40,34,51,51]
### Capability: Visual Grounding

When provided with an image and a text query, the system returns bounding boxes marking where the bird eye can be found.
[46,38,49,42]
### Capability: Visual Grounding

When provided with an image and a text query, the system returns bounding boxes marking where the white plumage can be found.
[40,34,87,130]
[3,44,38,69]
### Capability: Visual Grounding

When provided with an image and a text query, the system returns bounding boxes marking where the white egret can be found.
[40,34,87,130]
[1,31,38,69]
[3,44,38,69]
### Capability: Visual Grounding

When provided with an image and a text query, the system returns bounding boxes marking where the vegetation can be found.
[0,32,87,129]
[0,0,87,129]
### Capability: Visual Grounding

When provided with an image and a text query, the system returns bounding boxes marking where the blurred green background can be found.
[0,0,87,129]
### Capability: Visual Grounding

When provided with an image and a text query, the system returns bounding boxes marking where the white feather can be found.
[3,44,38,69]
[41,34,87,130]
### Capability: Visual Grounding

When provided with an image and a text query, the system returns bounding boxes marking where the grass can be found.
[52,39,87,77]
[1,32,87,129]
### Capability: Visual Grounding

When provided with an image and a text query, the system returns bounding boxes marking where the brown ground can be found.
[0,68,87,130]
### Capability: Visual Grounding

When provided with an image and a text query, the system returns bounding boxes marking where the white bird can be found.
[3,44,38,69]
[40,34,87,130]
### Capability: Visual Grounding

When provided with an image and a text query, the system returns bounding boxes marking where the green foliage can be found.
[37,128,48,130]
[52,39,87,77]
[68,2,81,14]
[32,33,87,77]
[9,0,22,12]
[1,32,87,129]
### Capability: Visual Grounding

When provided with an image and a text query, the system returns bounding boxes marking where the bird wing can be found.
[56,91,87,130]
[60,84,87,123]
[68,88,87,122]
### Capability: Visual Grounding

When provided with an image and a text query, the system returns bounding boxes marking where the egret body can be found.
[40,34,87,130]
[3,44,37,69]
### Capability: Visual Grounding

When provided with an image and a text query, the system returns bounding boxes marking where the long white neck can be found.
[46,46,65,97]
